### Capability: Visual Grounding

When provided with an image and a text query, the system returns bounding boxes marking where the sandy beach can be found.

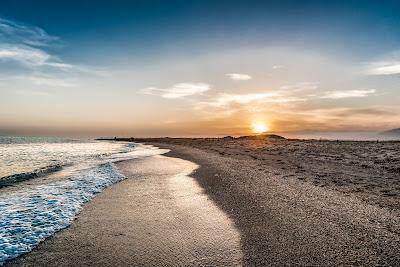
[144,138,400,265]
[6,138,400,266]
[6,154,242,266]
[3,2,400,266]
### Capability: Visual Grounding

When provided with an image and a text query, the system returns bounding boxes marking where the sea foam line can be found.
[0,164,65,188]
[0,163,126,265]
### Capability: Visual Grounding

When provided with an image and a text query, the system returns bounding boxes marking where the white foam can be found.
[0,163,125,265]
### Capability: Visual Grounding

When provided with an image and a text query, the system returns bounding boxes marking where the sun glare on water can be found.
[253,123,269,134]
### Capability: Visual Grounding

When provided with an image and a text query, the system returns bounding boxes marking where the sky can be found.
[0,0,399,138]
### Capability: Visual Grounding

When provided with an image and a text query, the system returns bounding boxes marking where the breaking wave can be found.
[0,163,126,264]
[0,164,64,188]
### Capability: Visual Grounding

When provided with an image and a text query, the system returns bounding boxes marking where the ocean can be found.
[0,136,166,264]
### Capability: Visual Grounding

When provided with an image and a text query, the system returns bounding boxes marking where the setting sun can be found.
[252,123,269,134]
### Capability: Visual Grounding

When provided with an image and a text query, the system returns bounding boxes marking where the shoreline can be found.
[149,142,400,265]
[136,138,400,211]
[5,140,400,266]
[6,154,242,266]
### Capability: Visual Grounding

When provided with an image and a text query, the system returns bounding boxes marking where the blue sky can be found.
[3,1,400,63]
[0,1,400,137]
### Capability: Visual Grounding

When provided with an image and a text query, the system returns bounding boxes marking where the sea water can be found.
[0,136,166,264]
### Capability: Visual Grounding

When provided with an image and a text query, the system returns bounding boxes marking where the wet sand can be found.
[6,155,242,266]
[7,138,400,266]
[141,138,400,211]
[146,140,400,266]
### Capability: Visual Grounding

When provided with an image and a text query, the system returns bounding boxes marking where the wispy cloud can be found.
[142,83,211,99]
[0,16,104,90]
[227,73,252,81]
[368,62,400,75]
[0,44,51,66]
[0,74,76,89]
[205,92,305,107]
[0,18,60,68]
[321,89,376,99]
[0,17,58,47]
[27,75,76,87]
[330,108,396,117]
[0,44,102,75]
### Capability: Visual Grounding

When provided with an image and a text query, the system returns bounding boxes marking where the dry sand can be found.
[143,138,400,266]
[144,138,400,210]
[7,138,400,266]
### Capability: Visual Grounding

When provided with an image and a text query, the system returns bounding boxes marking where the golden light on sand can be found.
[252,122,269,134]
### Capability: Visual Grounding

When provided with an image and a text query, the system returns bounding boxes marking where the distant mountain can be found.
[380,128,400,139]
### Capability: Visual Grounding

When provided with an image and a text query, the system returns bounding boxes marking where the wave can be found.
[0,143,168,264]
[0,162,126,265]
[0,143,146,188]
[0,164,64,188]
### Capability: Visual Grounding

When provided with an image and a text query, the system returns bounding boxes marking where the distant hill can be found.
[96,134,287,142]
[380,128,400,139]
[237,134,286,140]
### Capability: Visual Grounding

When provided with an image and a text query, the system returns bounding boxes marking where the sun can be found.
[252,122,269,134]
